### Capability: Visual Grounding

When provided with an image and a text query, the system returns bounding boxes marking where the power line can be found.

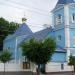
[0,0,50,16]
[28,22,44,26]
[10,17,46,27]
[6,0,48,13]
[28,25,43,28]
[25,22,44,28]
[0,1,51,28]
[27,22,51,29]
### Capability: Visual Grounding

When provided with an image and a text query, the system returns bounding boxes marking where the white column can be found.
[15,35,27,63]
[64,4,70,61]
[15,37,18,63]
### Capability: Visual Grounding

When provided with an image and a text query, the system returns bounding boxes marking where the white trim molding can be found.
[64,4,70,61]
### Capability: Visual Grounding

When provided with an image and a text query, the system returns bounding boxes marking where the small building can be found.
[3,0,75,73]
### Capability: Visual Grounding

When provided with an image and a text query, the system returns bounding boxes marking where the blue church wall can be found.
[55,29,65,48]
[4,37,23,61]
[69,5,75,24]
[47,31,55,38]
[18,48,22,60]
[70,29,75,47]
[51,52,66,62]
[57,0,75,4]
[4,38,16,60]
[53,8,64,27]
[4,35,30,61]
[69,28,75,55]
[15,36,28,60]
[70,50,75,55]
[16,35,28,45]
[48,30,65,50]
[52,6,65,48]
[54,25,64,30]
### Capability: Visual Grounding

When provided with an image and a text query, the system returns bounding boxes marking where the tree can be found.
[0,50,12,75]
[9,22,19,34]
[68,55,75,74]
[21,37,56,75]
[0,17,9,50]
[0,17,19,50]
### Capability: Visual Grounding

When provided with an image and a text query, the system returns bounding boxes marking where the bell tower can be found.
[52,0,75,61]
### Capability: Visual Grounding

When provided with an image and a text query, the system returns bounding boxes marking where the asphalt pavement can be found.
[0,71,74,75]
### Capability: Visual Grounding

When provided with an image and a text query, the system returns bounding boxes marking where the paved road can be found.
[0,71,32,75]
[0,71,74,75]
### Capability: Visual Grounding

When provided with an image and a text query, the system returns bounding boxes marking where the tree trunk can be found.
[36,64,40,75]
[74,66,75,72]
[4,63,5,75]
[43,64,46,74]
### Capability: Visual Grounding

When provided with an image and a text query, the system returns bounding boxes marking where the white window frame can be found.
[56,14,62,25]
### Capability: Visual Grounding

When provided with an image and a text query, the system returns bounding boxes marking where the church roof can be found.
[20,27,52,44]
[14,23,33,36]
[4,23,33,41]
[34,28,51,40]
[57,0,75,4]
[20,27,65,53]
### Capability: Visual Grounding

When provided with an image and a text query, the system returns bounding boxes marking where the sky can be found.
[0,0,58,32]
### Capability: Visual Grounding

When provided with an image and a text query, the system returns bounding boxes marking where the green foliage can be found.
[9,22,19,34]
[0,17,19,50]
[0,17,19,37]
[68,55,75,66]
[0,50,12,63]
[0,17,9,37]
[42,38,56,63]
[21,37,56,65]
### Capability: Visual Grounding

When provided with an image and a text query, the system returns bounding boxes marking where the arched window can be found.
[58,35,62,41]
[22,56,30,69]
[56,14,62,25]
[72,13,75,23]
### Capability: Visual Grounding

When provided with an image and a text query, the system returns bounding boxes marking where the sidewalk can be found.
[40,72,75,75]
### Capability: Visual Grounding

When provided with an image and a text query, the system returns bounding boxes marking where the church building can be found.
[3,0,75,73]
